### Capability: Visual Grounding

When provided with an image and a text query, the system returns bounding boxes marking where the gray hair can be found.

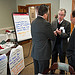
[59,8,66,16]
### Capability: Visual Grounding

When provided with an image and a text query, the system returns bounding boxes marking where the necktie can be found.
[59,21,60,24]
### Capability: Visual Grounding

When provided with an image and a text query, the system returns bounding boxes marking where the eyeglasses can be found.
[58,13,65,16]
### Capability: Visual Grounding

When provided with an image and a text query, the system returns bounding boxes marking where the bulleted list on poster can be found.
[13,13,32,42]
[0,54,7,75]
[9,45,25,75]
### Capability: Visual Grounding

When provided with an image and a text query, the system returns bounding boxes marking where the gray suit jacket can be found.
[51,19,71,53]
[31,16,55,60]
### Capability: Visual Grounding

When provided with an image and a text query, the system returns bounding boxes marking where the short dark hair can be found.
[59,8,66,16]
[72,10,75,17]
[55,14,58,19]
[38,4,48,16]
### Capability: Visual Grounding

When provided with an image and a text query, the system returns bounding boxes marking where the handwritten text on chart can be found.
[9,45,25,75]
[9,49,21,68]
[15,21,30,32]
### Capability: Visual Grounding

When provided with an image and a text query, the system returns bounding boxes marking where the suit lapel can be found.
[61,20,65,27]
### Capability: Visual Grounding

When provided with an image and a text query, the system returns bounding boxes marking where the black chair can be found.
[43,62,75,75]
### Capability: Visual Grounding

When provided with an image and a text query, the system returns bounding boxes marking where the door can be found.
[18,6,28,13]
[18,3,51,23]
[26,3,51,23]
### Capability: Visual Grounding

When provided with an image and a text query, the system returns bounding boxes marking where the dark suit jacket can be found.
[67,28,75,68]
[51,19,71,53]
[31,16,56,60]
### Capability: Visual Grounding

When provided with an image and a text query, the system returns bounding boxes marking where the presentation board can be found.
[12,13,32,42]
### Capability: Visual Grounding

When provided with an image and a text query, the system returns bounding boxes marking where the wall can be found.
[0,0,17,33]
[60,0,72,22]
[16,0,60,22]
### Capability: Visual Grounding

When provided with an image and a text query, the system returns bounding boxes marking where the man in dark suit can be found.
[31,4,56,74]
[67,10,75,71]
[51,8,71,74]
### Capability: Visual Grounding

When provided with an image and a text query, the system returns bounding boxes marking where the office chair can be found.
[43,62,75,75]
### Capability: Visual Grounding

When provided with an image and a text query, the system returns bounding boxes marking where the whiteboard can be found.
[12,13,32,42]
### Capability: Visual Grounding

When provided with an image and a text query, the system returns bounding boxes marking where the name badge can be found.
[60,27,65,33]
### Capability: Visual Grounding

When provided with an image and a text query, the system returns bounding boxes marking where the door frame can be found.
[18,3,51,23]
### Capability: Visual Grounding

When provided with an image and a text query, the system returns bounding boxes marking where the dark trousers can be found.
[33,59,49,74]
[51,44,66,73]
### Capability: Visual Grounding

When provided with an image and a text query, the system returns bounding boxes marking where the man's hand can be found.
[56,28,61,35]
[54,31,57,36]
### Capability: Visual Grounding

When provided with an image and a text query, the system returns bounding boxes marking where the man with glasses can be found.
[51,8,71,74]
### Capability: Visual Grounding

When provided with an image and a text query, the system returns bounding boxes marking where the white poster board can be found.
[9,45,25,75]
[0,54,7,75]
[13,13,32,42]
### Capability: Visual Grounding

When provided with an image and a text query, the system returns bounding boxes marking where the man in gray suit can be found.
[51,8,71,74]
[67,10,75,71]
[31,4,56,74]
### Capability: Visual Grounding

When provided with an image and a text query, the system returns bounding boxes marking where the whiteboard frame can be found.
[12,12,32,43]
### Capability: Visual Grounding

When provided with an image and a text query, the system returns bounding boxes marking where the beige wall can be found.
[0,0,17,33]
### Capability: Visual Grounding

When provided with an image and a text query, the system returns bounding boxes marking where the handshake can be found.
[54,28,61,36]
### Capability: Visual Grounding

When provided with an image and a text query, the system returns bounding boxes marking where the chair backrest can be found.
[43,62,75,74]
